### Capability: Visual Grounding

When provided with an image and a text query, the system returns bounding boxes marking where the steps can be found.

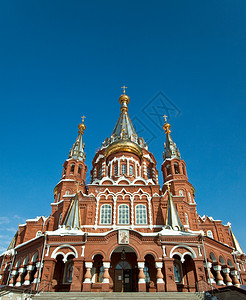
[32,292,204,300]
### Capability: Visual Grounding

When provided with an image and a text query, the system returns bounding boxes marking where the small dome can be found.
[119,94,130,105]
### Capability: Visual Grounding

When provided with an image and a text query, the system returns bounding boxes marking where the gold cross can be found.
[81,116,86,123]
[163,115,168,122]
[121,85,127,94]
[165,182,171,192]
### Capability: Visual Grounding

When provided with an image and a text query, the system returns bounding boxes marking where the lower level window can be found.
[100,204,112,224]
[135,204,147,224]
[118,204,129,224]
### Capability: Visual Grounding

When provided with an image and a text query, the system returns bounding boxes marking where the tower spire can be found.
[228,223,244,254]
[165,182,184,231]
[69,117,86,161]
[101,87,147,151]
[163,116,181,160]
[63,193,81,230]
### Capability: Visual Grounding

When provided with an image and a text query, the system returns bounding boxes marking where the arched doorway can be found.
[110,246,138,292]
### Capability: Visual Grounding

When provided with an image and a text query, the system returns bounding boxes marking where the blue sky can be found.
[0,0,245,252]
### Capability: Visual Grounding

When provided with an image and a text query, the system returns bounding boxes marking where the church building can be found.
[0,89,245,294]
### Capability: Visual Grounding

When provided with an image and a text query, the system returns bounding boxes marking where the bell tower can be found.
[161,116,198,231]
[48,117,88,231]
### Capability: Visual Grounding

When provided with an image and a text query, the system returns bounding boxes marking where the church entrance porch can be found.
[110,246,138,292]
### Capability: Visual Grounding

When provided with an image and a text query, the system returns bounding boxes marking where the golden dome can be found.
[119,93,130,105]
[105,140,143,159]
[163,122,171,134]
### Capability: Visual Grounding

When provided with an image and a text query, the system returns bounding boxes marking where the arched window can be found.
[179,190,184,197]
[129,165,134,175]
[70,164,75,174]
[65,191,70,195]
[78,165,82,174]
[147,167,151,179]
[182,164,186,175]
[174,163,179,174]
[166,165,171,176]
[98,167,102,180]
[122,164,126,175]
[174,260,182,283]
[57,193,60,202]
[188,192,192,203]
[207,230,213,239]
[118,204,129,224]
[114,165,118,175]
[100,204,112,224]
[185,213,189,227]
[135,204,147,224]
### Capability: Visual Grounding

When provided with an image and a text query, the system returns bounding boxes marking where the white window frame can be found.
[100,204,112,224]
[207,230,213,239]
[129,165,134,175]
[121,164,126,175]
[118,204,129,224]
[135,204,147,225]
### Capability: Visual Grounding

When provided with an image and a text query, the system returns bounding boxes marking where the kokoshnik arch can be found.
[0,89,245,293]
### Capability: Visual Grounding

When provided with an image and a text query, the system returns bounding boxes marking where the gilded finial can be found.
[78,116,86,134]
[121,85,127,94]
[163,115,171,134]
[165,182,171,193]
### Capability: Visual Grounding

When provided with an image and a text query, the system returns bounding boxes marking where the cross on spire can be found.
[121,85,127,94]
[163,115,168,123]
[81,116,86,123]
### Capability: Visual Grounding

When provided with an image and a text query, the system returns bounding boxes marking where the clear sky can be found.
[0,0,245,252]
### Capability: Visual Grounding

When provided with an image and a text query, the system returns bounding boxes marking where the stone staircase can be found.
[32,292,205,300]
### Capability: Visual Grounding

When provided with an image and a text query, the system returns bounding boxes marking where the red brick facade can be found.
[0,92,245,293]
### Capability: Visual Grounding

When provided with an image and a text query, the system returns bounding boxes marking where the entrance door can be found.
[114,269,132,292]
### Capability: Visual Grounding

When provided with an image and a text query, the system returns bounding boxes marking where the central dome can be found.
[105,140,143,159]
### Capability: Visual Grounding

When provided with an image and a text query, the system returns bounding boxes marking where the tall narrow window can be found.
[135,204,147,224]
[100,204,112,224]
[114,165,118,176]
[78,165,82,174]
[70,164,75,174]
[118,204,129,224]
[98,167,102,180]
[179,190,184,197]
[58,213,62,226]
[147,167,151,179]
[122,164,126,175]
[57,193,60,202]
[166,165,171,176]
[129,165,134,175]
[174,163,179,174]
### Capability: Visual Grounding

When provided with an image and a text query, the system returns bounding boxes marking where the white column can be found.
[131,196,134,229]
[113,196,117,228]
[95,197,99,229]
[148,197,153,229]
[127,159,130,176]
